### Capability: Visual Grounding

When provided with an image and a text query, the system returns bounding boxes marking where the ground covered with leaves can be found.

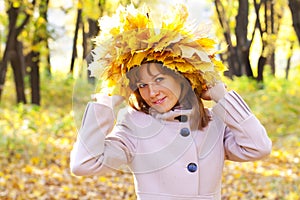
[0,73,299,199]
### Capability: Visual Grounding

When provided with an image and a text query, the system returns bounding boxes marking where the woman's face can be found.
[136,63,182,113]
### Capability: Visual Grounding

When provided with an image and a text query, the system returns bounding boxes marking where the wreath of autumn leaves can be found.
[88,4,227,98]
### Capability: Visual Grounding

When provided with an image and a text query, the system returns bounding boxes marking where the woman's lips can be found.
[153,97,166,105]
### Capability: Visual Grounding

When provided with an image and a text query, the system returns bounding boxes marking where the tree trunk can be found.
[45,41,52,77]
[70,8,82,75]
[285,56,291,80]
[235,0,253,77]
[30,52,40,105]
[270,53,276,75]
[214,0,237,78]
[0,1,35,103]
[29,0,49,105]
[268,0,283,76]
[0,6,28,103]
[43,0,51,78]
[289,0,300,44]
[243,48,253,77]
[253,0,269,82]
[11,41,26,103]
[257,56,267,82]
[86,19,98,84]
[214,0,254,78]
[0,6,18,101]
[82,21,96,84]
[285,42,294,80]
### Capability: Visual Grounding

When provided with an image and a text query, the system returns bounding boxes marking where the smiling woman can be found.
[126,61,210,129]
[70,3,272,199]
[128,62,184,110]
[131,62,182,113]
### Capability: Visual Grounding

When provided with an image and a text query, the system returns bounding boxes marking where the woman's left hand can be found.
[201,82,227,102]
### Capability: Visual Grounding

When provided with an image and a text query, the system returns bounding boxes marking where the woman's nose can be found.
[148,84,159,97]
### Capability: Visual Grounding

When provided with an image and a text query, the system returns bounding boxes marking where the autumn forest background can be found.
[0,0,300,199]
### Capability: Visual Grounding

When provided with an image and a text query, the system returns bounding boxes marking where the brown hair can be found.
[126,61,210,129]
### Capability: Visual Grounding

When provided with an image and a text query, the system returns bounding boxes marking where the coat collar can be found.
[149,108,193,122]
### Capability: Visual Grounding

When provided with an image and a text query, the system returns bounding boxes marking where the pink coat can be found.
[70,91,272,199]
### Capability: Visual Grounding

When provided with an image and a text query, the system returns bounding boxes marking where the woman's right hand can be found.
[201,82,227,102]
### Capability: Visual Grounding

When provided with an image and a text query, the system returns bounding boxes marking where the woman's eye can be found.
[137,83,147,88]
[155,77,164,83]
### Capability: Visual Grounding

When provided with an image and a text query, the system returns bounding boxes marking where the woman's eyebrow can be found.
[151,73,162,79]
[138,73,162,82]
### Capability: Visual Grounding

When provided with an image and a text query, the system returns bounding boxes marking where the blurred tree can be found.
[0,0,36,103]
[213,0,287,82]
[288,0,300,44]
[254,0,284,82]
[69,4,82,75]
[69,0,105,79]
[0,0,52,105]
[25,0,50,105]
[214,0,253,78]
[285,41,295,79]
[236,0,253,77]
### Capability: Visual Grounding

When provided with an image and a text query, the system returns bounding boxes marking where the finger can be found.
[201,90,212,101]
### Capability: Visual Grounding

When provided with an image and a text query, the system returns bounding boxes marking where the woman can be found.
[70,4,272,199]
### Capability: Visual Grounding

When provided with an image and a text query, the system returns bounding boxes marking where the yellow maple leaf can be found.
[179,44,211,62]
[197,38,216,50]
[162,4,188,33]
[126,51,149,69]
[212,58,227,72]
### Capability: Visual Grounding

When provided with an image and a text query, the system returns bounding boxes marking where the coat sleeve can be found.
[70,97,136,176]
[212,90,272,161]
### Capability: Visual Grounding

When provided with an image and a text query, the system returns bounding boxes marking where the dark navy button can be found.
[174,115,188,122]
[187,163,197,172]
[180,128,190,137]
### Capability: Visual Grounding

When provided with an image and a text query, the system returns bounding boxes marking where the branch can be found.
[214,0,233,46]
[16,0,37,35]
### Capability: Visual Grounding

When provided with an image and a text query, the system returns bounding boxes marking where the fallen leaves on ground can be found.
[0,75,299,199]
